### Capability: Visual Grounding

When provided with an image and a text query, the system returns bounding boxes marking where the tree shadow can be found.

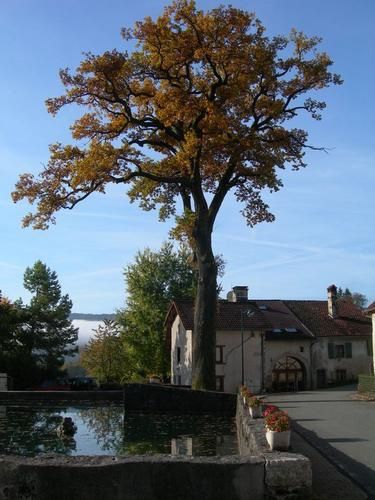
[293,421,375,498]
[328,437,368,443]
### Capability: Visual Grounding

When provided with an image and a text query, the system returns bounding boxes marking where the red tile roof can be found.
[166,300,269,331]
[284,299,371,338]
[254,300,314,339]
[165,297,371,339]
[365,301,375,314]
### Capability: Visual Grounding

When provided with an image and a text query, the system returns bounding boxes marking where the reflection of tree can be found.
[122,413,237,457]
[0,405,76,456]
[78,409,237,456]
[79,406,124,452]
[0,404,237,457]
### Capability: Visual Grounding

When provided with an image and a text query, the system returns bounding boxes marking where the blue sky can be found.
[0,0,374,313]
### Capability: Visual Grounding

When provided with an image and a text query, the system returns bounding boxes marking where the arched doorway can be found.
[272,356,305,392]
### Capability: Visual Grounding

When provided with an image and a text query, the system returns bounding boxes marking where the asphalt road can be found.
[265,386,375,498]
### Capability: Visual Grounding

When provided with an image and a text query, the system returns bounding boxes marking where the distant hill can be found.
[70,313,117,321]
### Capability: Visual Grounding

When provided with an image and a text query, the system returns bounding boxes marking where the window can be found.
[335,344,345,358]
[216,345,225,364]
[328,342,352,359]
[177,347,181,364]
[216,376,224,392]
[300,346,304,353]
[345,342,352,358]
[177,375,182,385]
[336,369,346,383]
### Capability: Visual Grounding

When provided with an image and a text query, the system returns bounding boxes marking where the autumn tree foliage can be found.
[12,1,341,389]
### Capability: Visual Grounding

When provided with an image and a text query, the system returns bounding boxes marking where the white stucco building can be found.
[166,285,372,393]
[364,301,375,374]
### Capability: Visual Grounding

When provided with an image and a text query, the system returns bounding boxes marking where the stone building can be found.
[166,285,372,393]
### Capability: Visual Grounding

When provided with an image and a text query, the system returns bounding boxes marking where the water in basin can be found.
[0,404,238,457]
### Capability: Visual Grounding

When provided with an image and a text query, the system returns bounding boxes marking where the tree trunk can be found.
[191,215,217,390]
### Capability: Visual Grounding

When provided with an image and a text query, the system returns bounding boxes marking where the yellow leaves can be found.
[14,1,341,233]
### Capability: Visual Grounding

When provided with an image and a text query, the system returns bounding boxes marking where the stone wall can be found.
[236,395,312,499]
[0,454,265,500]
[0,374,7,391]
[0,388,311,499]
[124,383,236,413]
[0,384,236,414]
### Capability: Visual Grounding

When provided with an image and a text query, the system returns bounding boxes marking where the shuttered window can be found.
[345,343,352,359]
[328,343,334,359]
[367,338,373,356]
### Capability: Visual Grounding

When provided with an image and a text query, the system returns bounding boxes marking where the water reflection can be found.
[0,404,237,457]
[0,405,77,456]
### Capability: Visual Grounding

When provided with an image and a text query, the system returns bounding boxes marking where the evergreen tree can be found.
[337,286,368,310]
[20,261,78,379]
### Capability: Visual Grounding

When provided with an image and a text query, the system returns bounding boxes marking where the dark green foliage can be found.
[337,286,368,310]
[118,243,196,379]
[20,261,78,379]
[0,262,78,388]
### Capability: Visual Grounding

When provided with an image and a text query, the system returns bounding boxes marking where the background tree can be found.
[0,293,21,376]
[20,260,78,381]
[81,320,126,383]
[118,242,197,380]
[337,287,368,310]
[12,1,341,389]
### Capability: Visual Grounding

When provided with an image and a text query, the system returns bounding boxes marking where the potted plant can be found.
[239,385,252,405]
[247,396,262,418]
[262,405,279,418]
[264,410,291,450]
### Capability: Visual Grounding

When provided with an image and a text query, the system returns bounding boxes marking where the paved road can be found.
[265,386,375,498]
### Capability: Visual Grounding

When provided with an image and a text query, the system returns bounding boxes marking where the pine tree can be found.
[20,261,78,378]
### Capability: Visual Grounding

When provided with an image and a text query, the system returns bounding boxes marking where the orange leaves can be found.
[14,1,341,232]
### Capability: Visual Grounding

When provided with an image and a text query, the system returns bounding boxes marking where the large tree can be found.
[118,242,197,379]
[12,1,341,389]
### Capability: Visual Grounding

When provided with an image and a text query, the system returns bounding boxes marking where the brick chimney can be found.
[227,286,248,303]
[327,284,337,318]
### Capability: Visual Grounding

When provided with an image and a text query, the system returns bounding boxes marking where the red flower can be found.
[262,405,279,418]
[264,410,290,432]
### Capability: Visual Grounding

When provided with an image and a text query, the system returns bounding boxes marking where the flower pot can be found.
[265,429,291,450]
[248,406,261,419]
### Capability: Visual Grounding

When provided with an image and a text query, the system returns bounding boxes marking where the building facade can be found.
[166,285,372,393]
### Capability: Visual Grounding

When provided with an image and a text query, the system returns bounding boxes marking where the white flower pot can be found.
[265,429,291,450]
[249,406,261,419]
